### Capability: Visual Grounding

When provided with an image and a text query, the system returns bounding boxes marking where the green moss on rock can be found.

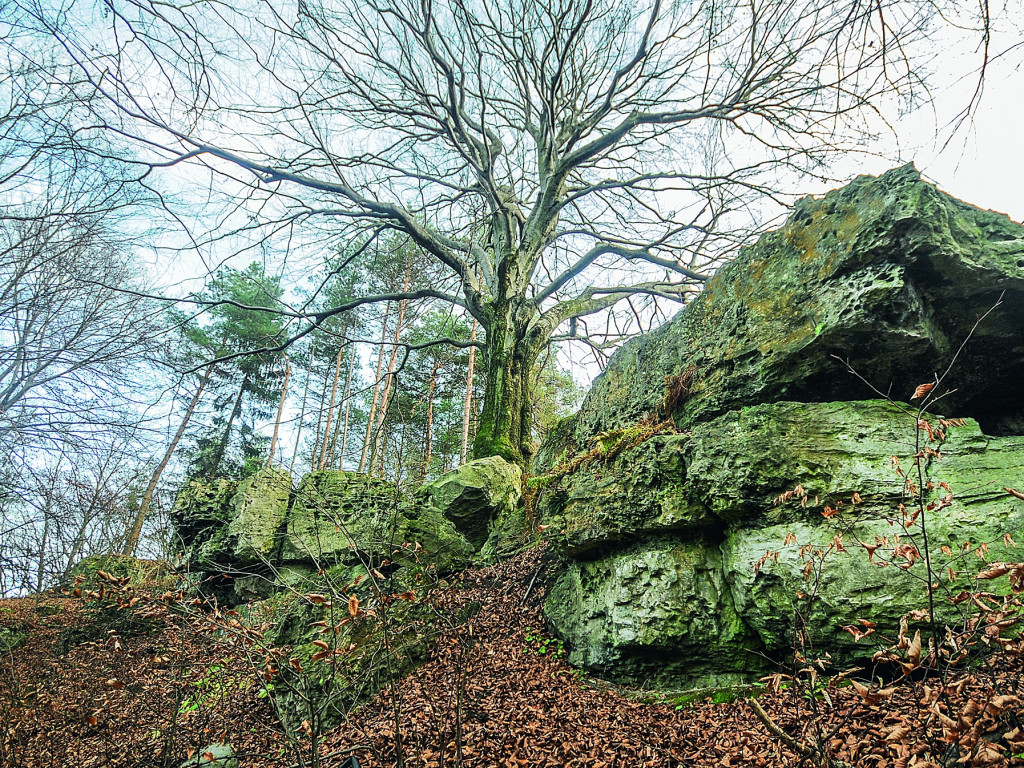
[542,400,1024,684]
[549,164,1024,459]
[418,456,523,555]
[545,535,764,687]
[227,469,291,564]
[282,471,473,575]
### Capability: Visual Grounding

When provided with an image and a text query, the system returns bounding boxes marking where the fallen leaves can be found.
[5,548,1024,768]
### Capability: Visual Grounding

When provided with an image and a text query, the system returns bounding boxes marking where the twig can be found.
[747,698,851,767]
[747,697,815,759]
[521,566,542,605]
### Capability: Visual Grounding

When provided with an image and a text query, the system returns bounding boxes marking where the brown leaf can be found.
[907,629,922,665]
[976,562,1012,580]
[911,382,935,400]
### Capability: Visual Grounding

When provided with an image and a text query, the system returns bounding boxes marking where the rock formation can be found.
[171,459,521,731]
[171,468,476,599]
[538,165,1024,687]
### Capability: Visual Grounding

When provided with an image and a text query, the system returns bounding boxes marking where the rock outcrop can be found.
[538,166,1024,687]
[171,466,489,731]
[171,468,476,599]
[417,456,526,558]
[546,163,1024,465]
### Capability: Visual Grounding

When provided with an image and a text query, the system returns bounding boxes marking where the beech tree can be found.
[29,0,996,465]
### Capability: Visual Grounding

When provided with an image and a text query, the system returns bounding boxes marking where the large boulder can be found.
[548,164,1024,466]
[418,456,524,557]
[227,469,291,564]
[281,470,474,576]
[539,166,1024,688]
[543,400,1024,685]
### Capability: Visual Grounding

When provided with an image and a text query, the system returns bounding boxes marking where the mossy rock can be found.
[282,471,473,576]
[227,468,291,565]
[545,535,765,687]
[171,478,240,568]
[542,400,1024,685]
[538,433,713,557]
[418,456,523,554]
[548,164,1024,464]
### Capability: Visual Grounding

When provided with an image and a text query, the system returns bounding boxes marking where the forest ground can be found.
[2,546,1024,767]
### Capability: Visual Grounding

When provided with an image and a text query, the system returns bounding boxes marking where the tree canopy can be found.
[7,0,1002,466]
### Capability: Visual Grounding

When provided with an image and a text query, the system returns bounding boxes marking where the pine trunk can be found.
[337,352,357,470]
[210,378,246,478]
[421,359,439,482]
[310,369,330,469]
[359,303,392,473]
[289,353,313,473]
[372,266,412,474]
[317,345,345,470]
[371,261,412,475]
[265,356,291,469]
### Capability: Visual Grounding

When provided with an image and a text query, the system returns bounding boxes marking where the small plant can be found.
[523,627,565,658]
[661,364,698,415]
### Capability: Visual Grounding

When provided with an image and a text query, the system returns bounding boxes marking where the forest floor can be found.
[2,546,1024,767]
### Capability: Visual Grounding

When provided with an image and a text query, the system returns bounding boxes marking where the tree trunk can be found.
[310,370,330,469]
[266,356,290,469]
[209,377,246,478]
[359,303,392,473]
[317,344,345,470]
[336,352,357,470]
[122,367,211,555]
[372,262,412,475]
[472,308,537,469]
[421,359,439,482]
[460,318,478,465]
[289,352,313,473]
[36,503,50,593]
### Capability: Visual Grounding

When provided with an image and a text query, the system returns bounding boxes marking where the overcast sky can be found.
[816,24,1023,223]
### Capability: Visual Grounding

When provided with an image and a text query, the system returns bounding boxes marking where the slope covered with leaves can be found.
[3,546,1024,767]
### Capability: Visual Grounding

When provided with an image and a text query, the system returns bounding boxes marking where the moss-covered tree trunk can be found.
[472,301,539,468]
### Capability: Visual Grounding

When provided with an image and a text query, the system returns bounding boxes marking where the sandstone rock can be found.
[172,468,474,598]
[226,469,290,564]
[418,456,523,554]
[282,470,474,575]
[545,535,762,687]
[548,164,1024,468]
[543,400,1024,685]
[538,167,1024,688]
[171,477,239,568]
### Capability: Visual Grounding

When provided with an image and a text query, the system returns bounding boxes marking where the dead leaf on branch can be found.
[911,382,935,400]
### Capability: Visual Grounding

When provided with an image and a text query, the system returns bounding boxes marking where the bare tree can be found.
[0,215,165,448]
[27,0,1000,466]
